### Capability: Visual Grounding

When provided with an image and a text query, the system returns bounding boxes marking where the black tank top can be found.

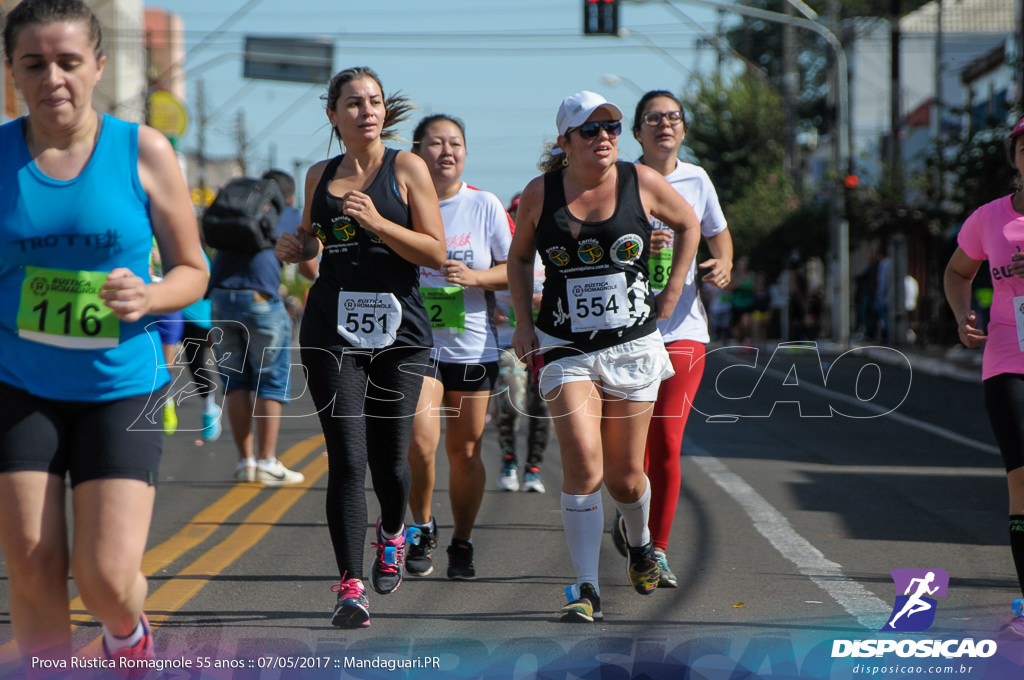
[301,148,432,350]
[535,162,656,356]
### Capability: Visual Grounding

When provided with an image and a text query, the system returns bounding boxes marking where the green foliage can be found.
[684,73,787,211]
[684,73,814,262]
[941,117,1017,224]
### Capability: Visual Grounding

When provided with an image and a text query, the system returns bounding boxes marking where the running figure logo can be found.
[881,568,949,632]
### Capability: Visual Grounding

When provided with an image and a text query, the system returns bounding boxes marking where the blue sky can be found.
[162,0,731,205]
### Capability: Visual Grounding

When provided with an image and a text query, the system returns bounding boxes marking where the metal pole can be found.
[660,0,852,344]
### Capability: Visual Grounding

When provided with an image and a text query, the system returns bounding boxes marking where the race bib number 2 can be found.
[17,266,119,349]
[567,272,629,333]
[337,291,402,348]
[420,286,465,333]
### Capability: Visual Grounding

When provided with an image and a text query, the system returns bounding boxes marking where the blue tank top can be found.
[0,115,168,401]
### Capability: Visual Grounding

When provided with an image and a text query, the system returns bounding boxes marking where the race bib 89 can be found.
[649,248,673,291]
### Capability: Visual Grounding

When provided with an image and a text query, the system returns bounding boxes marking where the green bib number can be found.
[649,248,673,291]
[17,267,119,349]
[420,286,465,332]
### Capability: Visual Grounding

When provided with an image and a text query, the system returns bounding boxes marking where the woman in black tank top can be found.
[506,91,703,623]
[275,67,444,629]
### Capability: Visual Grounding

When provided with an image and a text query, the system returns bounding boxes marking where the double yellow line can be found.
[1,433,327,660]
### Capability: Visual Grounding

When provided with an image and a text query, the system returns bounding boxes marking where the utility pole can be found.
[933,0,944,203]
[235,109,247,176]
[889,0,903,200]
[196,78,208,200]
[783,1,799,190]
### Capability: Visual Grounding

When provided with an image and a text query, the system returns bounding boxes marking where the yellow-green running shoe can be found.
[162,400,178,435]
[620,516,659,595]
[560,583,602,622]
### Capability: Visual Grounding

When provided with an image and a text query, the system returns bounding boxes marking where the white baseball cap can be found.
[556,91,623,137]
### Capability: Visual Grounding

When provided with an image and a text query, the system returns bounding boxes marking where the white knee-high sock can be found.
[561,491,604,593]
[616,476,652,548]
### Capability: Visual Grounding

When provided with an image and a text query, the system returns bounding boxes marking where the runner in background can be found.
[405,114,511,580]
[492,193,551,494]
[0,0,207,666]
[610,90,733,590]
[944,115,1024,633]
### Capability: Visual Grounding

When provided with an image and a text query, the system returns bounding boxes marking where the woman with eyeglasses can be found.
[609,90,734,590]
[507,91,702,622]
[404,114,512,581]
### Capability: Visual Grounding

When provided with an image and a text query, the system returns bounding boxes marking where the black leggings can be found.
[984,373,1024,473]
[301,345,429,580]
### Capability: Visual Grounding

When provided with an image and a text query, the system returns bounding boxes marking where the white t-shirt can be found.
[494,253,545,348]
[643,160,728,344]
[419,183,513,363]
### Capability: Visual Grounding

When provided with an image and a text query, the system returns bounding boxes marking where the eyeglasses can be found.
[573,120,622,139]
[642,111,683,126]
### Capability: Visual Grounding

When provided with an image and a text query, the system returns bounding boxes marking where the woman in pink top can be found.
[944,115,1024,627]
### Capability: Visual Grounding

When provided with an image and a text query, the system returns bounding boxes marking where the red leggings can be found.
[644,339,706,552]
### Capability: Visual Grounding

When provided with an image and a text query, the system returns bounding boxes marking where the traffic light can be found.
[583,0,619,36]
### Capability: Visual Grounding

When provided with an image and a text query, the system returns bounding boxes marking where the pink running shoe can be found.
[331,578,370,628]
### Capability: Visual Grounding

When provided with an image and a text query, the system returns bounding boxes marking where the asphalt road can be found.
[1,342,1023,679]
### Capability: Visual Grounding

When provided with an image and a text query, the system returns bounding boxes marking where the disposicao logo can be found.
[882,568,948,632]
[831,568,997,660]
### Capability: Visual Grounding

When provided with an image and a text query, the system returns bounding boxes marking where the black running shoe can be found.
[405,520,437,577]
[446,538,476,580]
[560,583,602,622]
[368,517,405,595]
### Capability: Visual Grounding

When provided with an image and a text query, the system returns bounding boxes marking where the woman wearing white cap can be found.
[944,114,1024,631]
[507,90,702,622]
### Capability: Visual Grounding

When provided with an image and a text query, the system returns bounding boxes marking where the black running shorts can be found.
[0,381,164,487]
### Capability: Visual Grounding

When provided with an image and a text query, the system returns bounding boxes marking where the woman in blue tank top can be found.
[0,0,208,666]
[507,91,702,623]
[276,66,445,629]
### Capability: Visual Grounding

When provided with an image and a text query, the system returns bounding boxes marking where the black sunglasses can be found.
[573,120,622,140]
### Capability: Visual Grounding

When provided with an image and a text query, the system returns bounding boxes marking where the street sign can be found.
[243,36,334,84]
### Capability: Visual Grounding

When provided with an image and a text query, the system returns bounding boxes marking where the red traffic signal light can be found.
[583,0,619,36]
[843,174,859,189]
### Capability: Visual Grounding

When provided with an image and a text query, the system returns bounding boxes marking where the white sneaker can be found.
[234,459,256,482]
[498,460,519,491]
[256,459,304,486]
[522,468,546,493]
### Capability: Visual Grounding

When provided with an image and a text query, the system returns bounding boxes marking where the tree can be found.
[683,73,803,261]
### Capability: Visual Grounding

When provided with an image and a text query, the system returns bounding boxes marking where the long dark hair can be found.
[3,0,102,63]
[324,66,414,144]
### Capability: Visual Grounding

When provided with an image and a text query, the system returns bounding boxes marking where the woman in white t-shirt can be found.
[611,90,734,589]
[405,114,513,581]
